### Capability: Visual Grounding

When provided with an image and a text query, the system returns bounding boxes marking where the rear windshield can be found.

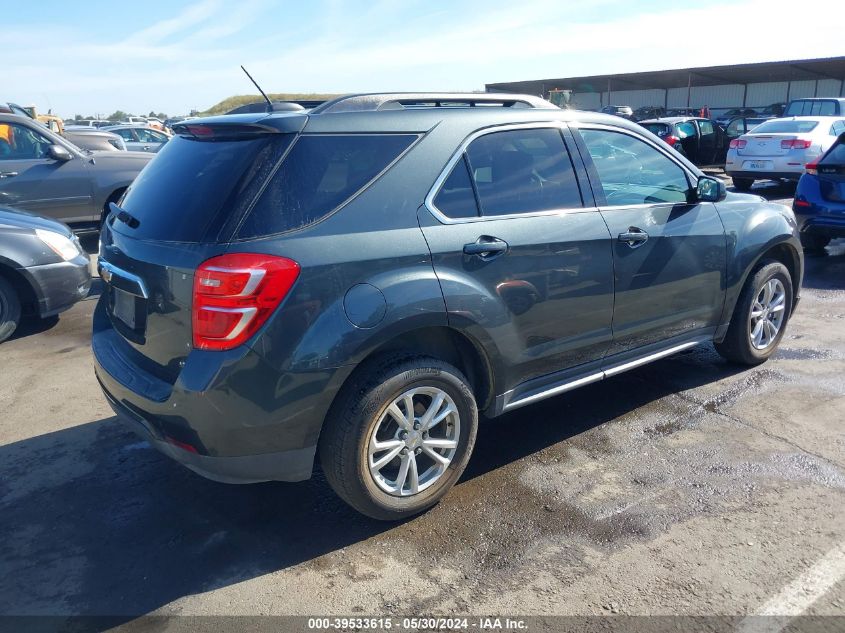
[236,134,417,239]
[785,100,839,117]
[750,120,819,134]
[820,140,845,165]
[642,123,669,136]
[116,134,293,242]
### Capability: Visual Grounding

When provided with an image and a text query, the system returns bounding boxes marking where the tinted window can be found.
[433,156,479,218]
[465,128,582,216]
[642,123,670,137]
[752,120,819,134]
[698,120,715,136]
[0,122,52,160]
[676,122,696,138]
[785,100,839,117]
[580,128,690,206]
[238,134,416,238]
[820,139,845,165]
[118,134,293,242]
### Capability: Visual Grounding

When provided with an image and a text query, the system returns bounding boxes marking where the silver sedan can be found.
[103,125,171,153]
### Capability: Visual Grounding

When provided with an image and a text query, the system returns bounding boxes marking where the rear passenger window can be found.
[580,128,690,206]
[464,128,582,216]
[238,134,416,238]
[433,156,479,218]
[698,120,714,136]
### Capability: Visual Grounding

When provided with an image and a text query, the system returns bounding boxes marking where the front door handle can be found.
[0,171,18,179]
[618,227,649,248]
[463,236,509,259]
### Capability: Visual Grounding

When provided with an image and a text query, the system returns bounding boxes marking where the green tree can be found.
[107,110,128,121]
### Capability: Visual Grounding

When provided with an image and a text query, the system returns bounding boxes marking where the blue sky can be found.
[5,0,843,117]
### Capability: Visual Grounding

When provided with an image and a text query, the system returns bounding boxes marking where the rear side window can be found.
[237,134,416,238]
[820,139,845,165]
[118,134,293,242]
[698,120,714,136]
[433,156,479,218]
[642,123,670,137]
[676,122,696,138]
[464,128,582,216]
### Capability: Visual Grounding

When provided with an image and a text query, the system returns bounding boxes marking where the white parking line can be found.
[739,541,845,633]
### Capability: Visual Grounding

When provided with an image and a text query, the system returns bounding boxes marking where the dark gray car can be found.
[93,93,803,520]
[0,113,152,233]
[0,206,91,342]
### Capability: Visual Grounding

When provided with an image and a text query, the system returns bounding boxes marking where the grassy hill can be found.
[201,93,342,115]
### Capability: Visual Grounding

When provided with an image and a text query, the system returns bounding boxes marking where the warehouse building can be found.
[486,56,845,116]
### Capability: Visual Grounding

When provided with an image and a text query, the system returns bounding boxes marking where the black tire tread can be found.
[0,275,22,344]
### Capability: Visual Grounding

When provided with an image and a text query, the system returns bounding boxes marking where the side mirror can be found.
[48,144,73,162]
[696,175,727,202]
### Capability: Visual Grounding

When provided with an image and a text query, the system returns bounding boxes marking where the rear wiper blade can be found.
[109,202,140,228]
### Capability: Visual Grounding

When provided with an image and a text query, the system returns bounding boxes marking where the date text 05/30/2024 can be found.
[307,617,528,630]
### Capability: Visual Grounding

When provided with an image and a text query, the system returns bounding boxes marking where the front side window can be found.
[237,134,416,238]
[676,122,697,139]
[114,128,136,141]
[579,128,690,206]
[698,120,715,136]
[464,128,582,216]
[0,123,53,160]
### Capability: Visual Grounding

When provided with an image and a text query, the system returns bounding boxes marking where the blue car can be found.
[794,132,845,250]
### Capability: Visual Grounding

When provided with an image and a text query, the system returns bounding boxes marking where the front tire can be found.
[732,177,754,191]
[0,276,22,343]
[320,356,478,521]
[715,260,793,365]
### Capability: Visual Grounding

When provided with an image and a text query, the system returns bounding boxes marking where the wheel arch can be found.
[100,186,128,224]
[0,260,40,317]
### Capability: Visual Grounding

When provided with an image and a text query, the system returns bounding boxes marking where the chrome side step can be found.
[502,338,705,413]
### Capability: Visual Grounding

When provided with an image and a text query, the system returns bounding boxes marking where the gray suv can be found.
[0,114,152,233]
[93,93,803,520]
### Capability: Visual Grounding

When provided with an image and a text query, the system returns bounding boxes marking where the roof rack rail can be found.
[310,93,557,114]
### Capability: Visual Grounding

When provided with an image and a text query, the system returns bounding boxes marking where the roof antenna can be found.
[240,65,273,112]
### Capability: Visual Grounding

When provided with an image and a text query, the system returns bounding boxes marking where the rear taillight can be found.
[730,139,747,149]
[664,135,680,146]
[805,161,818,175]
[781,139,812,149]
[192,253,300,351]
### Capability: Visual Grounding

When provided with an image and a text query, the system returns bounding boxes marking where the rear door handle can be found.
[463,236,509,259]
[618,227,649,248]
[0,171,18,178]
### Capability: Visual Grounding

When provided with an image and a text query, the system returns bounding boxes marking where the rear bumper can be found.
[99,381,315,483]
[724,170,802,182]
[92,297,350,483]
[795,214,845,238]
[22,253,92,317]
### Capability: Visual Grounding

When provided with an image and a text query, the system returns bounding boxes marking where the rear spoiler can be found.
[172,114,306,138]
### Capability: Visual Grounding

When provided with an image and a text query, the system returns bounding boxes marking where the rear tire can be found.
[319,355,478,521]
[714,260,792,365]
[800,234,831,252]
[0,276,22,343]
[732,177,754,191]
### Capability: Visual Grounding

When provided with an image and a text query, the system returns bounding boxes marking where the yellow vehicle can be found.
[25,105,64,134]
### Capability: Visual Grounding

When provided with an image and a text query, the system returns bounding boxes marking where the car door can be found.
[419,124,615,395]
[134,128,166,153]
[0,120,95,224]
[571,125,727,359]
[696,119,719,165]
[112,128,140,151]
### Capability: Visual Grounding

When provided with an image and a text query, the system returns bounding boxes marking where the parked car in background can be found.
[103,125,170,153]
[601,105,634,119]
[715,108,759,126]
[639,116,728,165]
[725,117,845,190]
[63,127,127,152]
[632,106,666,121]
[784,98,845,117]
[0,113,153,233]
[145,117,166,131]
[725,116,769,140]
[759,103,786,118]
[666,108,699,117]
[0,206,91,342]
[94,93,802,520]
[793,132,845,251]
[0,102,33,118]
[120,116,149,125]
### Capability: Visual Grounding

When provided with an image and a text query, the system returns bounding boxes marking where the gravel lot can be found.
[1,181,843,625]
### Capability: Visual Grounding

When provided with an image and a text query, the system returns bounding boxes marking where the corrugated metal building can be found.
[486,57,845,116]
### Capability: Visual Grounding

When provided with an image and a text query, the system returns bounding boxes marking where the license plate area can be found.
[744,160,771,170]
[108,286,147,341]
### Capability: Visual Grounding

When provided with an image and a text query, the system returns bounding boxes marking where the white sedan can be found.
[725,116,845,190]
